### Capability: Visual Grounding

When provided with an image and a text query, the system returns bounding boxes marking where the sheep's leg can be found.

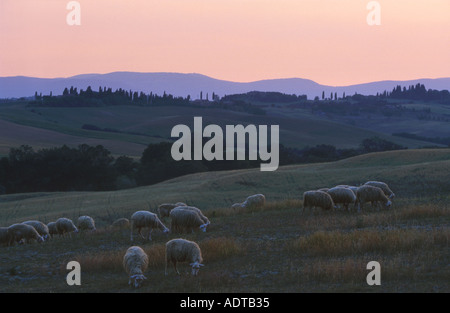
[173,261,180,275]
[148,228,152,241]
[138,228,145,239]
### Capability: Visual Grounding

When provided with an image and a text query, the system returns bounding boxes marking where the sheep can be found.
[22,220,50,241]
[173,206,210,227]
[302,190,335,213]
[242,194,266,209]
[112,217,130,229]
[123,246,149,288]
[355,185,392,212]
[158,202,187,218]
[231,203,245,210]
[0,227,8,246]
[130,210,169,241]
[7,223,44,246]
[55,218,79,238]
[47,222,58,238]
[364,181,395,199]
[326,187,357,211]
[165,238,204,276]
[77,215,96,231]
[169,208,208,234]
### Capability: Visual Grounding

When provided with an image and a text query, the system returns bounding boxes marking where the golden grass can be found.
[288,228,449,257]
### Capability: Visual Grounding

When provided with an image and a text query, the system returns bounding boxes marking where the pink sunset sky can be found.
[0,0,449,86]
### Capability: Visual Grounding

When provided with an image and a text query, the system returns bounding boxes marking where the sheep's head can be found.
[385,200,392,208]
[199,224,207,232]
[129,274,147,288]
[190,261,204,276]
[37,235,44,243]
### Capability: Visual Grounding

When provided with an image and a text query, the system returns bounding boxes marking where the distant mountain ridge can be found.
[1,72,449,100]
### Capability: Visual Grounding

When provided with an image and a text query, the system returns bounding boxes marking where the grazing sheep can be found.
[302,190,335,212]
[355,185,392,211]
[169,208,208,234]
[242,194,266,209]
[77,216,96,231]
[123,246,149,288]
[22,220,50,241]
[7,223,44,246]
[364,181,395,199]
[231,203,245,210]
[47,222,58,238]
[130,211,169,241]
[0,227,8,246]
[158,202,187,218]
[55,218,79,238]
[112,218,130,229]
[165,238,204,276]
[326,187,357,211]
[173,206,210,227]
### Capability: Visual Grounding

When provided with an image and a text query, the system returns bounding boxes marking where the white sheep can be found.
[165,238,204,276]
[364,181,395,199]
[158,202,187,218]
[174,206,210,227]
[111,217,130,229]
[169,208,208,234]
[130,210,169,241]
[7,223,44,246]
[22,220,50,241]
[242,194,266,209]
[355,185,392,212]
[302,190,335,213]
[326,187,357,211]
[123,246,149,288]
[77,215,96,231]
[47,222,58,238]
[55,217,79,238]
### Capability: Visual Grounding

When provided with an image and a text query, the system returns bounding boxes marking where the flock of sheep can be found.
[1,181,394,288]
[303,181,395,213]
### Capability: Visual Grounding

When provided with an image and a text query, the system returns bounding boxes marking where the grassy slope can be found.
[0,102,439,158]
[0,149,448,292]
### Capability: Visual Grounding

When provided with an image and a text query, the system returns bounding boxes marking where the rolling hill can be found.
[1,72,449,100]
[0,149,448,293]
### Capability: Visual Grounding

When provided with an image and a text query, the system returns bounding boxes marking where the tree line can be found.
[0,137,406,195]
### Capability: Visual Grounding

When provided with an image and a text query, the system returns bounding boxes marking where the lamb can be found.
[158,202,187,218]
[302,190,336,213]
[22,220,50,240]
[47,222,58,238]
[165,238,204,276]
[364,181,395,199]
[326,187,357,211]
[112,217,130,229]
[7,223,44,246]
[130,210,169,241]
[355,185,392,211]
[123,246,149,288]
[77,215,96,231]
[169,208,208,234]
[55,217,79,238]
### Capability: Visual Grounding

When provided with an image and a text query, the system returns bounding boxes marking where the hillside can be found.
[1,72,449,100]
[0,149,448,293]
[0,99,441,158]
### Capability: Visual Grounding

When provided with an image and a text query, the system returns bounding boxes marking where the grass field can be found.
[0,101,441,158]
[0,149,448,292]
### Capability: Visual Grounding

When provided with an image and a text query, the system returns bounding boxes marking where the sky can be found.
[0,0,449,86]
